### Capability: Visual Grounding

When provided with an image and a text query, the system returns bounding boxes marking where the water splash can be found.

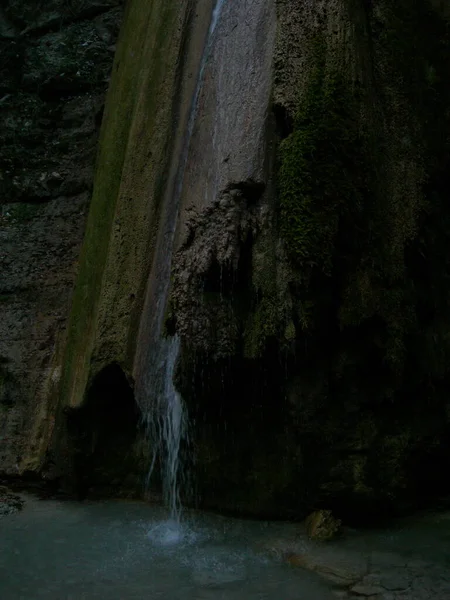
[144,337,189,522]
[146,517,205,548]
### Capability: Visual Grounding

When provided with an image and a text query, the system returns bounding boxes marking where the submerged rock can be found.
[305,510,342,541]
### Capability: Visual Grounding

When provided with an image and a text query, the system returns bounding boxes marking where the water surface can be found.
[0,496,335,600]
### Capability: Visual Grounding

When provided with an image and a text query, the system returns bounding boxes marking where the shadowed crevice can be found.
[65,363,144,498]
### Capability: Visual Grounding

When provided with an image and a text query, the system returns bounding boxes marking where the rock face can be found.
[0,0,123,475]
[172,0,450,519]
[2,0,450,518]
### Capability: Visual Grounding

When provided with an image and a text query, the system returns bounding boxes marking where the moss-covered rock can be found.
[305,510,342,541]
[179,0,450,521]
[269,0,450,518]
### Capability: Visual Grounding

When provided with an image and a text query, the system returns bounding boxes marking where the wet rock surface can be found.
[168,0,450,522]
[265,511,450,600]
[2,0,450,527]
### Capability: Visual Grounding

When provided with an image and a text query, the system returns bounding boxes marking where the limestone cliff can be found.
[170,0,450,518]
[2,0,450,521]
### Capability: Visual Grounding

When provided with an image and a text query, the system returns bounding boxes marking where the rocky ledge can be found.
[264,511,450,600]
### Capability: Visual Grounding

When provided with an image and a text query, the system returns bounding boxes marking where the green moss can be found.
[60,0,180,406]
[243,231,287,358]
[244,296,279,357]
[278,40,368,274]
[277,0,450,371]
[268,0,450,511]
[284,320,296,341]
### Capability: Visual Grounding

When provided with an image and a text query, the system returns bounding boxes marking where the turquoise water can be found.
[2,496,450,599]
[0,496,335,600]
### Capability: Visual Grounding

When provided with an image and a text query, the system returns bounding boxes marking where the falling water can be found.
[140,0,227,524]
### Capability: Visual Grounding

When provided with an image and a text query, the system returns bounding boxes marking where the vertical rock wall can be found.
[2,0,450,519]
[0,0,123,475]
[170,0,450,518]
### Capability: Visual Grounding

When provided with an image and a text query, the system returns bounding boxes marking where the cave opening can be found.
[66,363,145,499]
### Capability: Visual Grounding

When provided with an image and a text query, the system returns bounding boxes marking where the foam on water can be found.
[146,518,204,548]
[4,497,448,600]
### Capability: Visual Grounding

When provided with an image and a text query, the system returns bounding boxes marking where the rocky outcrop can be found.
[266,0,450,518]
[0,0,123,475]
[170,0,450,519]
[48,0,219,494]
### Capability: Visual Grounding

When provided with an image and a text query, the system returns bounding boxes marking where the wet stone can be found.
[378,570,410,591]
[350,583,385,596]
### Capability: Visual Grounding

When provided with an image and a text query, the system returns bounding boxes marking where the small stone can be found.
[305,509,342,541]
[378,571,410,591]
[350,583,385,596]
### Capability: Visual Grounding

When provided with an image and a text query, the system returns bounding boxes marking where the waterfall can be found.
[140,0,226,522]
[144,336,188,521]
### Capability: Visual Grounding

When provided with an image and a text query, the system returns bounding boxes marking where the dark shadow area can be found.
[203,234,254,300]
[178,342,306,519]
[66,364,145,499]
[273,103,293,139]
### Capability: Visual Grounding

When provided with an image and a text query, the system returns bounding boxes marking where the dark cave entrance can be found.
[66,364,145,499]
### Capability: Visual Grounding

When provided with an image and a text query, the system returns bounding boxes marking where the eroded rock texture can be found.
[2,0,450,520]
[0,0,123,474]
[169,0,450,519]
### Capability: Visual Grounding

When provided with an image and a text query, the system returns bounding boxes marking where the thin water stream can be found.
[136,0,228,522]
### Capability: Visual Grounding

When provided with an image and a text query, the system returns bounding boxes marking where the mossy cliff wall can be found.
[169,0,450,519]
[60,0,213,410]
[4,0,450,518]
[45,0,215,489]
[272,0,450,518]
